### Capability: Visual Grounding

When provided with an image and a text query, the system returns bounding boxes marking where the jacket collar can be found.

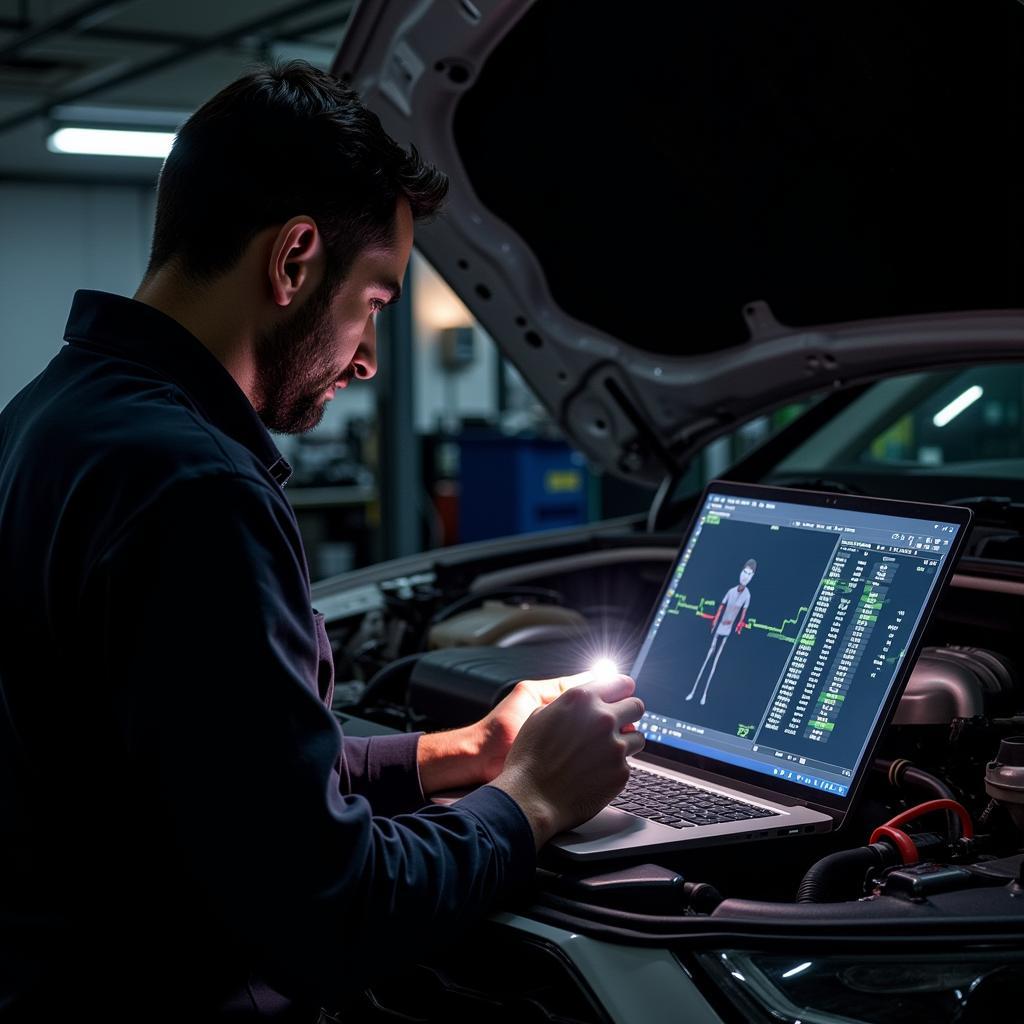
[64,290,292,486]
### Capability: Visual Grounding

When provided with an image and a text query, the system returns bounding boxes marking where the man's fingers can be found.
[555,671,594,693]
[610,696,644,730]
[622,730,645,757]
[528,672,637,705]
[535,676,574,703]
[587,673,636,703]
[520,672,591,707]
[513,677,557,705]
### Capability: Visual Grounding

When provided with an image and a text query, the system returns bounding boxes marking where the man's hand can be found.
[475,672,595,781]
[416,672,593,796]
[490,674,645,848]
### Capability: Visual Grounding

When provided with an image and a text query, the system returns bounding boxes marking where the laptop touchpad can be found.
[563,805,646,841]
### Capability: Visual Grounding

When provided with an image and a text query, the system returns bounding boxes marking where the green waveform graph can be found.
[665,595,719,618]
[664,593,811,644]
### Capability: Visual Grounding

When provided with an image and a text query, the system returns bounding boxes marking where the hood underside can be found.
[336,0,1024,486]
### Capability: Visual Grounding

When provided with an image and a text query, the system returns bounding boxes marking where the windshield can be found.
[770,365,1024,500]
[665,364,1024,520]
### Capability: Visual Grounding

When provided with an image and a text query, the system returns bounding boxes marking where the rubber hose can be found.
[682,881,723,914]
[358,652,425,708]
[874,758,960,837]
[874,758,956,800]
[796,842,899,904]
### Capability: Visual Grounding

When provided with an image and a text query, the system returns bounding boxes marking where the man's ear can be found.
[268,215,323,308]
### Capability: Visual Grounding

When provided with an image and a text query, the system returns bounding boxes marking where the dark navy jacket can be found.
[0,291,534,1020]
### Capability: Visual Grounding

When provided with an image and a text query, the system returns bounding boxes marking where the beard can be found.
[253,276,346,435]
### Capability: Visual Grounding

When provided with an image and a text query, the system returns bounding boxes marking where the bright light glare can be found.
[932,385,983,428]
[782,962,813,979]
[590,657,620,682]
[47,127,175,159]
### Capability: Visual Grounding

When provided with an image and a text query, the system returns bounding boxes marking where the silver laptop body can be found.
[552,481,971,860]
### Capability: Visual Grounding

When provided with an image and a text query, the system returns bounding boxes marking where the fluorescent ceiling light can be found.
[782,962,813,979]
[932,385,983,428]
[50,104,187,129]
[47,126,175,159]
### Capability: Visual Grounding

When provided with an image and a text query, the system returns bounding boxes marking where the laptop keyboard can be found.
[610,766,781,829]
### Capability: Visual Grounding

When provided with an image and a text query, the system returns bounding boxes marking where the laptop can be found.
[551,480,972,860]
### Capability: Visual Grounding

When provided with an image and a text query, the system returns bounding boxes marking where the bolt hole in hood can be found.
[336,0,1024,486]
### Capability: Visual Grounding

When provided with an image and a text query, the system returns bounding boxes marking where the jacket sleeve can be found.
[89,472,536,1003]
[336,732,427,817]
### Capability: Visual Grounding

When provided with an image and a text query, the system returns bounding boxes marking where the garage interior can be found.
[4,3,1024,1022]
[0,0,666,581]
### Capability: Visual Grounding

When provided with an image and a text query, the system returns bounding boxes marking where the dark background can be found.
[457,0,1024,354]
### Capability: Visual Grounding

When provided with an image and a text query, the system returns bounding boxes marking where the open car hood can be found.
[335,1,1024,487]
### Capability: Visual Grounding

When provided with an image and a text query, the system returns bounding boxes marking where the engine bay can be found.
[313,514,1024,934]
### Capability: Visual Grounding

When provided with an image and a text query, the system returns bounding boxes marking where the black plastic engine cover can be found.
[409,643,585,726]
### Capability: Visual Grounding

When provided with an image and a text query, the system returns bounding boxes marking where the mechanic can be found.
[0,62,643,1020]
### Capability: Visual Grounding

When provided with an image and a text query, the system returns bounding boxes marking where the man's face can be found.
[739,564,755,586]
[254,199,414,434]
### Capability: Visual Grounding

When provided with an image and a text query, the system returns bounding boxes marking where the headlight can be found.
[691,949,1024,1024]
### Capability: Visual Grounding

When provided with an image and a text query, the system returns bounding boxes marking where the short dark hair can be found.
[147,61,448,284]
[744,559,757,571]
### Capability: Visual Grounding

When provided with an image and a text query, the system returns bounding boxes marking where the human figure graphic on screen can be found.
[685,558,756,706]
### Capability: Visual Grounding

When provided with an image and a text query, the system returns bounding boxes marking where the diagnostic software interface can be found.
[633,490,962,798]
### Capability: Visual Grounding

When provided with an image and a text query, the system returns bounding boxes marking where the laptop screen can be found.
[632,485,965,801]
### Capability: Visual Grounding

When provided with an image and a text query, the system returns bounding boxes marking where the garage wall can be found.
[0,181,156,411]
[0,183,498,431]
[411,253,499,433]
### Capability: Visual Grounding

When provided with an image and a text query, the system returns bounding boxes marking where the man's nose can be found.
[352,318,378,381]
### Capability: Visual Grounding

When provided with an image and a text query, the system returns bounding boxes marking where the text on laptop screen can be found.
[632,491,962,799]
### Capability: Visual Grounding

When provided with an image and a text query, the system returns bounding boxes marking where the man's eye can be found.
[370,298,385,314]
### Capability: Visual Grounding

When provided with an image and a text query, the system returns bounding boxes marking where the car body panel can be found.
[335,1,1024,486]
